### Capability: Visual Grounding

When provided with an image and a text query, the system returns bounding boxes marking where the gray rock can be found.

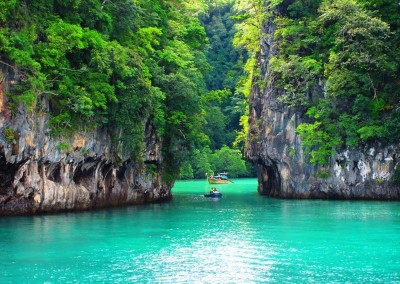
[0,66,171,215]
[246,6,400,200]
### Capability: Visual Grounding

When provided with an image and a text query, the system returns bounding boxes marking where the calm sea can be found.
[1,178,400,283]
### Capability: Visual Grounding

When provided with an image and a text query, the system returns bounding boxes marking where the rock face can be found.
[0,67,172,216]
[246,9,400,200]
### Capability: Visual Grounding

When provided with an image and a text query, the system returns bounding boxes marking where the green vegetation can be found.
[0,0,208,180]
[199,1,246,152]
[316,170,331,180]
[230,0,266,151]
[0,0,255,182]
[179,145,253,179]
[269,0,400,165]
[3,0,396,181]
[178,0,260,179]
[3,128,18,145]
[57,142,71,152]
[288,147,296,158]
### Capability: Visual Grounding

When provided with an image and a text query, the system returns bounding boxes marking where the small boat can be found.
[204,192,223,198]
[205,187,222,198]
[207,172,232,184]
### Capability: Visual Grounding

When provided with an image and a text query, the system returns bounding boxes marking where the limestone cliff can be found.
[246,6,400,200]
[0,67,172,216]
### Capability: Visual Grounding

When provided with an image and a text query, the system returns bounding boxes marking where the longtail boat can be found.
[207,172,232,184]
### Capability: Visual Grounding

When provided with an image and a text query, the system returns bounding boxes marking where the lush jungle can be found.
[0,0,398,180]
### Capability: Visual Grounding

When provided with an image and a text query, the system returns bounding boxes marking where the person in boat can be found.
[212,188,219,193]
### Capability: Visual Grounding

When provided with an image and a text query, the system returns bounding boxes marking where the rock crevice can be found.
[0,67,171,215]
[247,7,400,200]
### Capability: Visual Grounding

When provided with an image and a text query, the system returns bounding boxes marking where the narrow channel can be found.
[1,179,399,283]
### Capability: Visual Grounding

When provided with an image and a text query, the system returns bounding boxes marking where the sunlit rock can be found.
[247,5,400,200]
[0,66,171,215]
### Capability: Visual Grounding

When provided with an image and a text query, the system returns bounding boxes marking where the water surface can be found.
[1,179,400,283]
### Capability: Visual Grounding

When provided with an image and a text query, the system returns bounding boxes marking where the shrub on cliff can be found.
[269,0,400,165]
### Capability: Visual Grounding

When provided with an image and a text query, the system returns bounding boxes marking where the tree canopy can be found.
[2,0,397,180]
[0,0,255,181]
[269,0,400,165]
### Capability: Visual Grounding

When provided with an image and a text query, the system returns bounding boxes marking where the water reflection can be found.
[130,222,277,283]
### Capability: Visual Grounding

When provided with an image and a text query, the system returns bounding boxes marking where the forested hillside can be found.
[0,0,212,181]
[1,0,398,183]
[266,0,399,165]
[179,0,255,179]
[0,0,257,181]
[241,0,399,199]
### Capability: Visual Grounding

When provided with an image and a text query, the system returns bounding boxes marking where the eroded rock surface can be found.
[0,67,171,216]
[246,7,400,200]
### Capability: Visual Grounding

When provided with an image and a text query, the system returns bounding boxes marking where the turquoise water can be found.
[1,178,400,283]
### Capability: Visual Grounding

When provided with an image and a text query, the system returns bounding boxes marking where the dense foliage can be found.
[4,0,393,181]
[200,1,242,151]
[0,0,211,181]
[178,0,258,179]
[0,0,257,181]
[269,0,400,165]
[179,145,250,179]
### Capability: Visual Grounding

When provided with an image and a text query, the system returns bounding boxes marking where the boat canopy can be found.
[214,173,229,180]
